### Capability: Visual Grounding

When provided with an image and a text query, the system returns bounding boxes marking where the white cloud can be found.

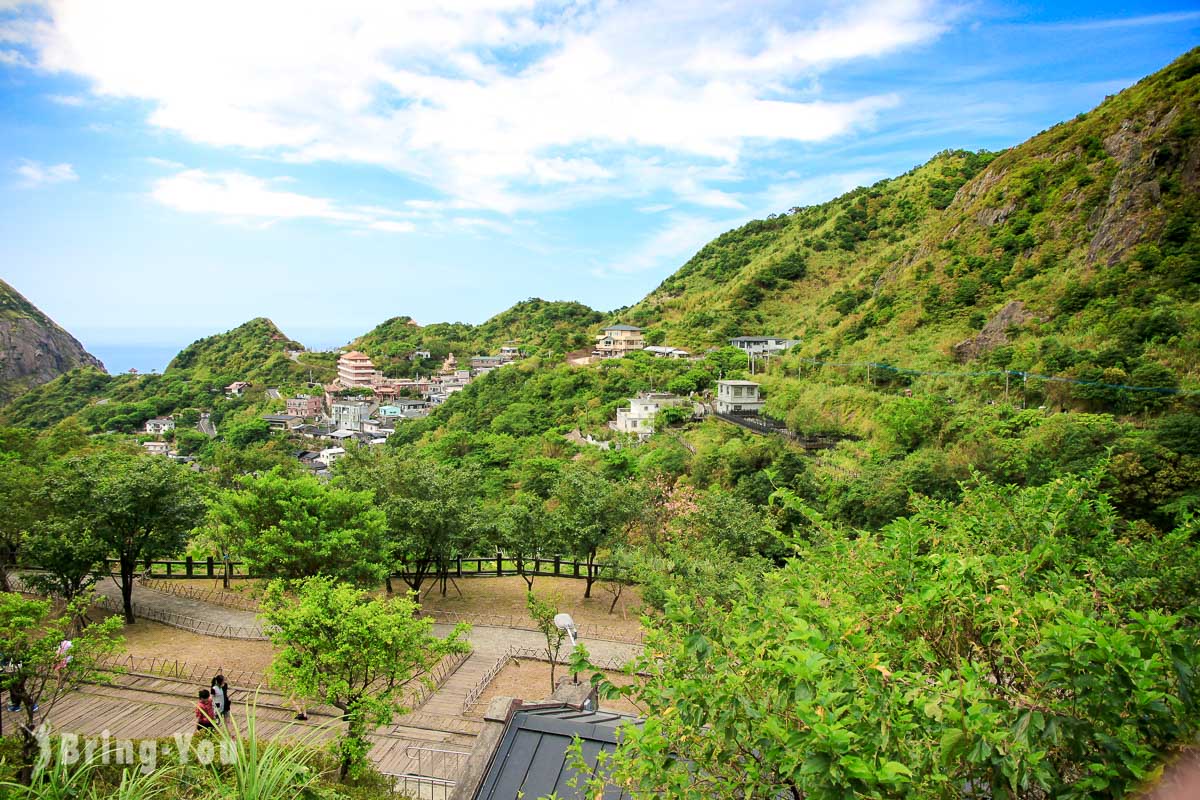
[6,1,948,213]
[150,169,415,234]
[0,47,29,66]
[598,214,735,277]
[599,168,887,279]
[14,159,77,187]
[46,92,84,105]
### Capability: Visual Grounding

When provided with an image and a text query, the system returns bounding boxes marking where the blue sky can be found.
[1,1,1198,372]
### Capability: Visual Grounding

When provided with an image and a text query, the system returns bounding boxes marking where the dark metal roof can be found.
[474,704,639,799]
[603,324,643,332]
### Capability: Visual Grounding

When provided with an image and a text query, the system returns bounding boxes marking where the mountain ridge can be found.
[0,278,105,406]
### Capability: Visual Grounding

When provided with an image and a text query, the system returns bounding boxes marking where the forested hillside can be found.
[349,299,603,376]
[0,317,333,432]
[628,49,1200,398]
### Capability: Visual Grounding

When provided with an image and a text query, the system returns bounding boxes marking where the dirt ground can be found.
[95,606,276,673]
[416,576,645,636]
[466,660,643,718]
[173,575,648,638]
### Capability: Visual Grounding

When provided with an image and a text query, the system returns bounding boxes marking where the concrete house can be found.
[471,355,506,371]
[142,441,170,456]
[316,447,346,466]
[144,418,175,435]
[330,399,375,431]
[337,351,378,387]
[594,324,645,358]
[715,380,764,414]
[225,381,250,396]
[612,392,694,440]
[287,394,324,417]
[728,336,799,356]
[261,413,302,431]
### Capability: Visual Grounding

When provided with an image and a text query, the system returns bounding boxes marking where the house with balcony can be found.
[144,417,175,435]
[593,324,645,358]
[330,399,375,432]
[287,394,324,417]
[337,351,378,387]
[611,392,695,440]
[715,380,764,414]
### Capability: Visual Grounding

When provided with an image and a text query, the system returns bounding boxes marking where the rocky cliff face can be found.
[0,279,105,405]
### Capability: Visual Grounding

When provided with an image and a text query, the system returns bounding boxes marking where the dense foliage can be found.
[583,475,1200,798]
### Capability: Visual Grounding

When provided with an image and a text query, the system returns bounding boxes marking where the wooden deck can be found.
[29,672,477,779]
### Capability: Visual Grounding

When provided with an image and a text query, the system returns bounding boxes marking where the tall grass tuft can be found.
[201,694,332,800]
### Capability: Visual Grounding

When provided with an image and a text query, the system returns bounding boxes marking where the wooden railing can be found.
[89,593,269,640]
[137,576,261,611]
[93,553,629,582]
[97,654,271,690]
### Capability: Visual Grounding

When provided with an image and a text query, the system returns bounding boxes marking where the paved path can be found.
[93,579,265,636]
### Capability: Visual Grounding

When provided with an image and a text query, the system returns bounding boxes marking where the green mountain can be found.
[626,49,1200,394]
[166,317,326,384]
[349,299,603,376]
[0,278,104,406]
[1,317,334,431]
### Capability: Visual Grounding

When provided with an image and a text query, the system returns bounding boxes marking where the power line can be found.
[797,358,1199,396]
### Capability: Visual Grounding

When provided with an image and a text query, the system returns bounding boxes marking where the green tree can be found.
[337,450,484,599]
[261,577,470,779]
[580,475,1200,798]
[549,466,641,598]
[222,418,271,448]
[0,454,39,593]
[208,468,388,587]
[45,451,204,623]
[527,591,569,691]
[20,522,107,608]
[491,492,553,590]
[0,592,123,783]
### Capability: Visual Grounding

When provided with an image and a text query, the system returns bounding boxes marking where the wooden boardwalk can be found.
[35,673,476,779]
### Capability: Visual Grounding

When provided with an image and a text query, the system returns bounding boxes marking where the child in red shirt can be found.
[195,688,215,731]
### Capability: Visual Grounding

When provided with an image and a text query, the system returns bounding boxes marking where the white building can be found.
[316,446,346,466]
[715,380,765,414]
[330,400,375,431]
[142,441,170,456]
[611,392,694,440]
[643,345,691,359]
[144,418,175,435]
[728,336,799,356]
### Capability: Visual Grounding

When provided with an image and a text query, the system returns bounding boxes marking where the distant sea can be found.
[89,344,187,376]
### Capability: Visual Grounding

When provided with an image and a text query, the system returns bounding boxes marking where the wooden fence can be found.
[97,654,270,690]
[100,554,627,582]
[89,593,269,640]
[137,576,261,611]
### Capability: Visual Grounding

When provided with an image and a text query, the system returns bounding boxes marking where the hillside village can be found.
[0,43,1198,800]
[134,326,799,466]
